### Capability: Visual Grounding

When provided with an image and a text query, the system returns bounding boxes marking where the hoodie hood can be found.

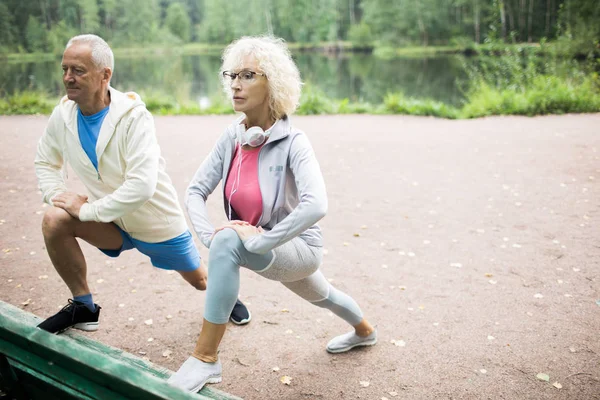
[58,86,145,133]
[58,86,146,161]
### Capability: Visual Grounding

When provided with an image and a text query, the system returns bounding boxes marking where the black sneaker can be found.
[37,299,101,334]
[230,299,251,325]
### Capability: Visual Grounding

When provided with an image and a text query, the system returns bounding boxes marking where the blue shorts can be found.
[99,227,200,272]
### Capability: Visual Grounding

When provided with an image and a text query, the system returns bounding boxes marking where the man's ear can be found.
[102,67,112,83]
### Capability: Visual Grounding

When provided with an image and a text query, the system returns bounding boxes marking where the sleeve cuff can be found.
[78,203,95,222]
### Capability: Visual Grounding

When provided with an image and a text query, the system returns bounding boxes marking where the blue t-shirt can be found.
[77,106,110,170]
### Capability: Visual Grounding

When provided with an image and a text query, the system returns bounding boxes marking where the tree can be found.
[26,15,47,52]
[80,0,100,33]
[113,0,161,45]
[164,2,191,41]
[0,2,17,52]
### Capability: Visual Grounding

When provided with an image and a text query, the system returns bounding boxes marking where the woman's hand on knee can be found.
[210,221,251,241]
[227,224,264,242]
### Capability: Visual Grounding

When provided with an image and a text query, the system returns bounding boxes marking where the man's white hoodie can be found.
[35,87,187,243]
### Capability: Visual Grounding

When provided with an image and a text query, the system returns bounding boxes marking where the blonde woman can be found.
[168,36,377,393]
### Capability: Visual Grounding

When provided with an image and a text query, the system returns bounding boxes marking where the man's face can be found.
[61,43,108,105]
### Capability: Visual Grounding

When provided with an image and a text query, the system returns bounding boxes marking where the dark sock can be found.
[73,293,96,312]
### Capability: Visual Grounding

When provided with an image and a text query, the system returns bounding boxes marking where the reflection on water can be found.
[0,52,469,106]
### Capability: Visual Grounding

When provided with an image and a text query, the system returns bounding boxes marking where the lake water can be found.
[1,52,473,107]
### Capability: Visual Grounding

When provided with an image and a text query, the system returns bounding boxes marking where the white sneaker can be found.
[167,356,222,393]
[326,329,377,353]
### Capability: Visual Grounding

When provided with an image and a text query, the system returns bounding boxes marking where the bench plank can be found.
[0,301,242,400]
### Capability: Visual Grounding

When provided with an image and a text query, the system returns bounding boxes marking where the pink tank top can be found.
[224,143,264,225]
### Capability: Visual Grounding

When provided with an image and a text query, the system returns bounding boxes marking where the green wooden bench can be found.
[0,301,242,400]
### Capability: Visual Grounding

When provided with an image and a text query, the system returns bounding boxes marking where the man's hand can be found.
[52,192,88,219]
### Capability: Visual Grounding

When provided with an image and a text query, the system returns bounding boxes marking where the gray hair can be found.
[221,36,302,120]
[66,34,114,73]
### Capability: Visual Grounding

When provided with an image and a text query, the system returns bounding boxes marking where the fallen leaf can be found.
[536,373,550,382]
[359,380,370,388]
[281,308,289,313]
[484,273,493,278]
[235,358,250,366]
[552,382,562,389]
[353,233,360,237]
[280,376,292,385]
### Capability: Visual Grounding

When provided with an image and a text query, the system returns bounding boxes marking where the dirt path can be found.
[1,114,599,400]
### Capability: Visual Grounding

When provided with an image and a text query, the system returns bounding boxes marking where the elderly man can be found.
[35,34,250,334]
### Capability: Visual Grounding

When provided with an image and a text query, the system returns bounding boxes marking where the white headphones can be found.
[237,124,268,147]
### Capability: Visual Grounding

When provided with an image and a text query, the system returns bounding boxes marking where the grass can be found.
[2,65,599,118]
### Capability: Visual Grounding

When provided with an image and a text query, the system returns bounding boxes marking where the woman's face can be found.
[228,56,270,118]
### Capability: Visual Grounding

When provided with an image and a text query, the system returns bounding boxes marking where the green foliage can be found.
[47,21,77,54]
[348,23,373,48]
[382,93,460,118]
[556,0,600,58]
[0,91,56,115]
[462,74,600,117]
[297,86,335,115]
[164,3,191,42]
[0,3,17,53]
[26,16,47,52]
[1,0,599,54]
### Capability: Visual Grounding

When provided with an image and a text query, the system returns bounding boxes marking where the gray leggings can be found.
[205,228,364,325]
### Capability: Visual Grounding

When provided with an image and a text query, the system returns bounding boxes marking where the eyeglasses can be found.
[222,70,266,84]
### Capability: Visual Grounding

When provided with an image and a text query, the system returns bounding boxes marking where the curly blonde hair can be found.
[221,36,302,120]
